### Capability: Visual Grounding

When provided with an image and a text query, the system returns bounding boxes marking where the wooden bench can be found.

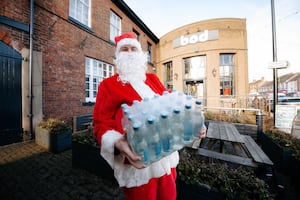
[197,148,257,167]
[242,135,273,165]
[200,122,273,167]
[206,122,244,152]
[73,114,93,134]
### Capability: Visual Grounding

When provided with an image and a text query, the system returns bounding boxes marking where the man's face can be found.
[114,44,148,83]
[119,45,138,53]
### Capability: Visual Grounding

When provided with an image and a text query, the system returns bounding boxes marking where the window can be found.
[133,29,140,41]
[219,54,235,96]
[110,11,121,42]
[183,56,206,79]
[85,57,114,102]
[69,0,91,27]
[164,61,173,90]
[147,42,152,63]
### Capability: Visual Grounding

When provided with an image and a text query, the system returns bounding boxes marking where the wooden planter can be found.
[290,156,300,190]
[35,126,72,153]
[72,141,116,183]
[260,133,293,175]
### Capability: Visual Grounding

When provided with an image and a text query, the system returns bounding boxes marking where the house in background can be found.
[256,73,300,97]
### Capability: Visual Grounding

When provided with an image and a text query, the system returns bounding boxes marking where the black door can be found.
[0,41,23,145]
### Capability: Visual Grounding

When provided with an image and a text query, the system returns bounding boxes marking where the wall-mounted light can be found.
[80,36,88,48]
[174,73,178,80]
[48,18,59,36]
[212,68,217,77]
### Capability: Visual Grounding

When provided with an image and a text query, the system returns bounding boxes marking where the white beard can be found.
[114,51,148,84]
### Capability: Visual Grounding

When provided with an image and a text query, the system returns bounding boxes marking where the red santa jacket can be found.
[93,73,167,145]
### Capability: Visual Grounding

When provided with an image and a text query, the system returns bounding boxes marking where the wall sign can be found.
[173,29,219,48]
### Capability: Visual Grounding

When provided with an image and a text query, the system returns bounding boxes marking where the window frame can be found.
[183,56,206,80]
[69,0,91,28]
[219,53,235,96]
[85,57,114,102]
[147,42,152,63]
[110,10,121,43]
[164,61,173,90]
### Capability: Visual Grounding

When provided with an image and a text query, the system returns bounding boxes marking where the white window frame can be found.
[85,57,114,102]
[69,0,91,27]
[219,53,235,96]
[110,11,121,42]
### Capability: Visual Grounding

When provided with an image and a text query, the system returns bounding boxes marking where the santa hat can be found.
[114,32,142,52]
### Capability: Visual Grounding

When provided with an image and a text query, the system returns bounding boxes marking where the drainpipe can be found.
[29,0,34,139]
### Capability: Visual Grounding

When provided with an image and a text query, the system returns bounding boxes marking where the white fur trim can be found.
[115,151,179,188]
[100,130,123,168]
[116,38,142,53]
[100,130,179,188]
[130,80,156,99]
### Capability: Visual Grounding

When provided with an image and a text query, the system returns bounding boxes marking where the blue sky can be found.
[124,0,300,82]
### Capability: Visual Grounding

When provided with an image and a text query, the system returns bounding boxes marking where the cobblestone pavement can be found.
[0,141,124,200]
[1,140,299,200]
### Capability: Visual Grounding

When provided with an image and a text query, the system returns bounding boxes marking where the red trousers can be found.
[122,168,177,200]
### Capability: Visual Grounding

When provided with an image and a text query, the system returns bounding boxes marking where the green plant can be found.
[265,128,300,160]
[204,111,256,125]
[72,131,98,147]
[38,118,71,134]
[177,148,275,200]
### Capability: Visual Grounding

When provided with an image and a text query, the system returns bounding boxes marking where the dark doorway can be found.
[0,41,23,145]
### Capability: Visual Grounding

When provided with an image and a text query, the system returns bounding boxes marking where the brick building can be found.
[156,18,249,108]
[1,0,250,145]
[0,0,158,142]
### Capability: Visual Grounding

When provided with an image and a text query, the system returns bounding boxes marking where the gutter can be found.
[29,0,34,139]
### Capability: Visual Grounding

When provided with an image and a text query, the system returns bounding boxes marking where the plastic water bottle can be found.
[175,92,185,110]
[193,99,204,139]
[130,100,142,119]
[145,115,162,162]
[159,110,173,154]
[149,94,161,116]
[183,104,194,144]
[171,107,184,150]
[131,122,149,165]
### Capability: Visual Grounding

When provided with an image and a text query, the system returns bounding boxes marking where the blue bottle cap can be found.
[195,99,202,105]
[160,111,168,118]
[185,104,192,109]
[173,107,181,114]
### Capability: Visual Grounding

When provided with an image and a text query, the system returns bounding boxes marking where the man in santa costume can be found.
[93,32,206,200]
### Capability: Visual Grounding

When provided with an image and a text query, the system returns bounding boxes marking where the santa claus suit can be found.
[93,73,179,200]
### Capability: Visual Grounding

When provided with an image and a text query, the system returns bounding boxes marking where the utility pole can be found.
[271,0,278,125]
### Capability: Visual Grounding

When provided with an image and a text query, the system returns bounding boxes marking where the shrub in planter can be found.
[262,129,300,189]
[264,129,300,160]
[177,148,275,200]
[35,118,72,153]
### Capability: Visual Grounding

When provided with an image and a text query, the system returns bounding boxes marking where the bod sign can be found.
[173,30,219,48]
[180,30,208,46]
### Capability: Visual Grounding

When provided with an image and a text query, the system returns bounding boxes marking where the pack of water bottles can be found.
[121,89,204,165]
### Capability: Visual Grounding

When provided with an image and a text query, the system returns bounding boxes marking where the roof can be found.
[111,0,159,43]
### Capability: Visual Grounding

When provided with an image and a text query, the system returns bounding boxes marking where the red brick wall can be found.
[1,0,157,125]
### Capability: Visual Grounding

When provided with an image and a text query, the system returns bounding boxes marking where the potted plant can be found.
[35,118,72,153]
[177,148,275,200]
[72,131,116,183]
